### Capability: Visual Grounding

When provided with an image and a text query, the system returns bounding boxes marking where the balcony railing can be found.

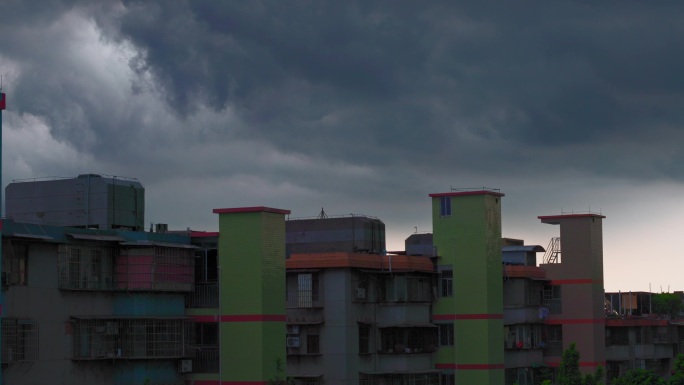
[186,283,219,308]
[193,346,219,373]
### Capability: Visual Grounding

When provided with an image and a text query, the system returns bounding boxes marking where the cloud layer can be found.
[2,1,684,290]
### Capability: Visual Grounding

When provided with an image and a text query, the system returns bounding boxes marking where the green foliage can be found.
[584,366,605,385]
[670,354,684,385]
[610,369,665,385]
[541,381,552,385]
[556,343,604,385]
[652,293,683,318]
[270,357,294,385]
[559,343,583,385]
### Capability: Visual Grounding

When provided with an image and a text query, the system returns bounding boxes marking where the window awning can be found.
[67,233,126,242]
[11,233,54,240]
[120,240,198,249]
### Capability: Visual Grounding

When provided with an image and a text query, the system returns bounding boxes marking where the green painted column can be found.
[213,206,290,384]
[431,191,504,385]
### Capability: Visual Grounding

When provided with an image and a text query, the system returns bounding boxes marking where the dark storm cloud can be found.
[81,1,684,179]
[3,0,684,183]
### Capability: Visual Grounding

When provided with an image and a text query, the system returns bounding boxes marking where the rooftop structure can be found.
[6,174,145,231]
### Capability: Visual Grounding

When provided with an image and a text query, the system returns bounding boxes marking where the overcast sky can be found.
[1,1,684,292]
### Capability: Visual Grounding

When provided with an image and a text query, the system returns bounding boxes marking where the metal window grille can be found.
[116,246,194,292]
[186,282,219,308]
[193,346,219,373]
[440,270,453,297]
[378,274,433,303]
[360,372,440,385]
[193,323,219,373]
[542,285,562,314]
[292,377,323,385]
[287,273,322,308]
[287,325,320,356]
[306,334,320,354]
[2,240,28,286]
[380,327,437,354]
[71,318,192,360]
[58,244,116,290]
[359,323,371,354]
[504,324,543,349]
[438,324,454,346]
[543,325,563,357]
[440,372,455,385]
[1,318,39,363]
[525,280,543,306]
[440,196,451,217]
[352,271,371,303]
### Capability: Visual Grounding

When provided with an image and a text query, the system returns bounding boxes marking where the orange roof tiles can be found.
[286,252,434,273]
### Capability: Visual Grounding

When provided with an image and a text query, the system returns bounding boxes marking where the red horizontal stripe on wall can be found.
[221,314,286,322]
[545,318,605,325]
[436,363,505,370]
[550,279,602,285]
[433,314,503,320]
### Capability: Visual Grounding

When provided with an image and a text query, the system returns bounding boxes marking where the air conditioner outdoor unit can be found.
[178,359,192,373]
[287,325,300,335]
[356,287,366,299]
[286,336,300,348]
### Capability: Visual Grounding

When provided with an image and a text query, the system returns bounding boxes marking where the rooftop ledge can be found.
[429,190,504,198]
[213,206,291,215]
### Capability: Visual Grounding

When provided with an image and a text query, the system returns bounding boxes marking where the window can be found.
[194,323,219,373]
[606,327,629,346]
[352,271,370,303]
[57,244,116,290]
[289,273,320,308]
[71,318,192,359]
[440,372,455,385]
[2,240,28,286]
[306,334,320,354]
[2,318,39,363]
[440,196,452,216]
[380,327,437,354]
[542,285,562,314]
[544,325,563,357]
[439,323,454,346]
[361,372,440,385]
[440,269,453,297]
[359,323,371,354]
[377,274,432,302]
[287,325,320,356]
[504,324,543,349]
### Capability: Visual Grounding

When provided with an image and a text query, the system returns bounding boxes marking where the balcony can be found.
[193,346,219,373]
[504,307,548,325]
[71,318,192,360]
[186,283,219,308]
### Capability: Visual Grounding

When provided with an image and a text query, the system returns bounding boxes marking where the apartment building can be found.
[13,175,682,385]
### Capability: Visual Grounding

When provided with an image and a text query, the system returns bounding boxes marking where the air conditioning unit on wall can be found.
[178,359,192,373]
[286,336,300,348]
[356,287,366,299]
[287,325,300,335]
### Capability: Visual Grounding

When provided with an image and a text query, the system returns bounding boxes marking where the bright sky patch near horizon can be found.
[1,1,683,292]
